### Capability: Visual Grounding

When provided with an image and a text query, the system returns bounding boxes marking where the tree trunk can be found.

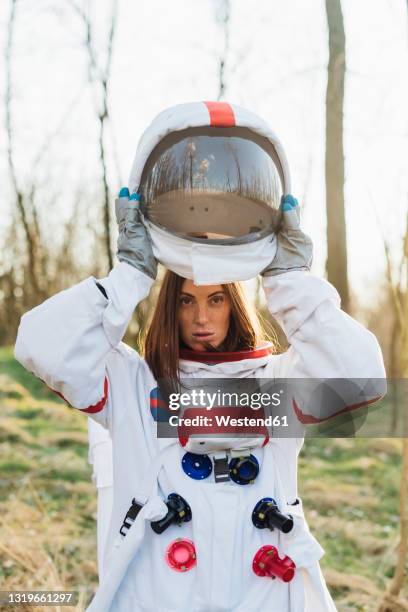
[5,0,41,297]
[99,107,113,270]
[389,313,400,435]
[216,0,230,101]
[378,217,408,610]
[386,239,408,600]
[325,0,350,312]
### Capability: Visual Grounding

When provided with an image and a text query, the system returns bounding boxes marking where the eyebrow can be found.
[180,290,226,298]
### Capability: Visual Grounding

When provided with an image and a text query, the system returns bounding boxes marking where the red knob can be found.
[253,545,296,582]
[166,538,197,572]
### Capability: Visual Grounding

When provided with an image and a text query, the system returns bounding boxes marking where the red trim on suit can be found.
[179,342,274,364]
[292,395,382,424]
[43,376,109,414]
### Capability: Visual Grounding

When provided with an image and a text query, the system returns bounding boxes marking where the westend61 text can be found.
[168,414,289,427]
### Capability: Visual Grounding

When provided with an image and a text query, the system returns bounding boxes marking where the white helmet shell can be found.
[128,101,291,284]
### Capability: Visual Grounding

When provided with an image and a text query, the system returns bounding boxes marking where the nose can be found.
[194,302,209,325]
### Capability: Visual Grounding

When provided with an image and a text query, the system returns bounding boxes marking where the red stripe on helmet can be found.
[203,101,235,127]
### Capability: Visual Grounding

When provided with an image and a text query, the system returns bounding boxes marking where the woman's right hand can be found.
[115,187,158,280]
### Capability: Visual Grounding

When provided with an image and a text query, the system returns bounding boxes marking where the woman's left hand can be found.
[261,195,313,276]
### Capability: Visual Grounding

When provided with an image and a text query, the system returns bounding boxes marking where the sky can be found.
[0,0,407,306]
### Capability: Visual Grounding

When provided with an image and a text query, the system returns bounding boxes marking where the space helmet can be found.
[129,101,291,284]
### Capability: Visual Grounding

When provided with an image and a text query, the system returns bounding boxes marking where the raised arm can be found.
[14,188,157,426]
[261,196,386,423]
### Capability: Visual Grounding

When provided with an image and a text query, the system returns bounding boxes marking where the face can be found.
[179,279,231,351]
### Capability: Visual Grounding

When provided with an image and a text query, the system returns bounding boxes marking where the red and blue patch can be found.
[150,386,171,422]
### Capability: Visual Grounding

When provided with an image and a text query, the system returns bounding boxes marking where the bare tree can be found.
[5,0,43,297]
[378,214,408,610]
[325,0,350,312]
[2,0,99,344]
[379,5,408,600]
[70,0,118,270]
[215,0,230,101]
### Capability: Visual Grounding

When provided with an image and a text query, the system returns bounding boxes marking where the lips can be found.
[192,332,215,338]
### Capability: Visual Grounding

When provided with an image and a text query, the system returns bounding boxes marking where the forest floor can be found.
[0,346,407,611]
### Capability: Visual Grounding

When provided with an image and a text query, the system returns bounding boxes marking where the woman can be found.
[15,102,386,612]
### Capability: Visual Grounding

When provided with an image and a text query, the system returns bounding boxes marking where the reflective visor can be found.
[139,127,283,243]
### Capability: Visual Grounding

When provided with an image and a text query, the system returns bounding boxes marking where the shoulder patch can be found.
[150,386,171,422]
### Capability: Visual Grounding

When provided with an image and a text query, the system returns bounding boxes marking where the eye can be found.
[180,296,192,306]
[210,295,224,304]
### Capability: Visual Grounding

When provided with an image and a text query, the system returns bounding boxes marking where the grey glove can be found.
[262,195,313,276]
[115,187,158,280]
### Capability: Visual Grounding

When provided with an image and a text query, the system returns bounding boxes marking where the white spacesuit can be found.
[15,101,386,612]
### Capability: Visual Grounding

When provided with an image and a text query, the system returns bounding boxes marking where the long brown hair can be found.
[142,270,275,383]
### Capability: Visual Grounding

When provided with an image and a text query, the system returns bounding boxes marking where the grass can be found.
[0,346,407,611]
[299,437,408,610]
[0,347,97,611]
